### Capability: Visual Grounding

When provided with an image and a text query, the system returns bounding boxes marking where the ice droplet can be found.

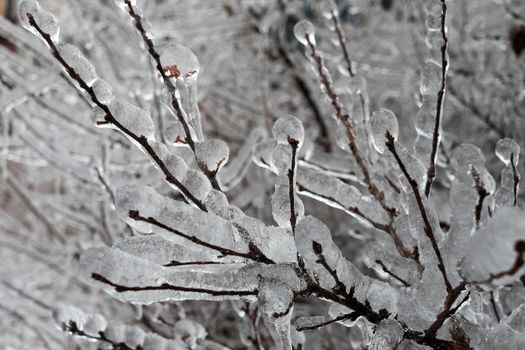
[58,44,98,86]
[195,139,230,172]
[370,108,399,154]
[495,138,520,166]
[294,20,316,46]
[420,60,441,96]
[182,169,212,201]
[19,1,60,42]
[18,0,39,32]
[108,99,155,140]
[272,115,304,145]
[159,44,200,81]
[92,79,113,104]
[451,144,485,171]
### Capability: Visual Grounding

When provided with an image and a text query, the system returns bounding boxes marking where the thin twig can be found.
[288,138,299,235]
[329,9,354,77]
[385,131,452,292]
[424,0,449,197]
[128,210,274,264]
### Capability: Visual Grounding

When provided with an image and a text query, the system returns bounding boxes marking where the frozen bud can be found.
[108,99,155,140]
[370,108,399,154]
[195,139,230,172]
[294,20,316,46]
[159,44,200,81]
[496,138,520,166]
[272,115,304,146]
[58,44,98,86]
[92,79,113,104]
[420,59,441,96]
[19,0,60,42]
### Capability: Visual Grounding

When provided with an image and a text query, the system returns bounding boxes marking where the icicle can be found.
[370,108,399,154]
[294,20,316,46]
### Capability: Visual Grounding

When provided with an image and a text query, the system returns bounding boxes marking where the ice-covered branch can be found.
[424,0,449,197]
[294,21,396,219]
[22,6,207,210]
[120,0,222,190]
[385,131,452,292]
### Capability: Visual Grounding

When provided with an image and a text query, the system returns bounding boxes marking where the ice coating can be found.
[107,99,155,140]
[272,115,305,145]
[370,108,399,154]
[57,44,98,86]
[91,79,114,105]
[495,138,520,166]
[18,0,60,42]
[459,207,525,288]
[195,139,230,173]
[420,60,441,96]
[294,20,316,46]
[159,44,200,81]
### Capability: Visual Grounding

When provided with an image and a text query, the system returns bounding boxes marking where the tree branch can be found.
[424,0,449,197]
[385,131,452,292]
[26,13,207,211]
[122,0,221,191]
[128,210,274,264]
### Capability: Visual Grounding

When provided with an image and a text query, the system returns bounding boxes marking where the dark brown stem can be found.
[308,241,390,323]
[63,321,134,350]
[385,131,452,292]
[423,283,468,340]
[288,138,299,235]
[296,313,355,331]
[128,210,274,264]
[424,0,448,197]
[511,153,520,206]
[471,165,488,229]
[27,14,207,211]
[329,9,354,77]
[375,260,411,287]
[474,240,525,285]
[92,273,258,296]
